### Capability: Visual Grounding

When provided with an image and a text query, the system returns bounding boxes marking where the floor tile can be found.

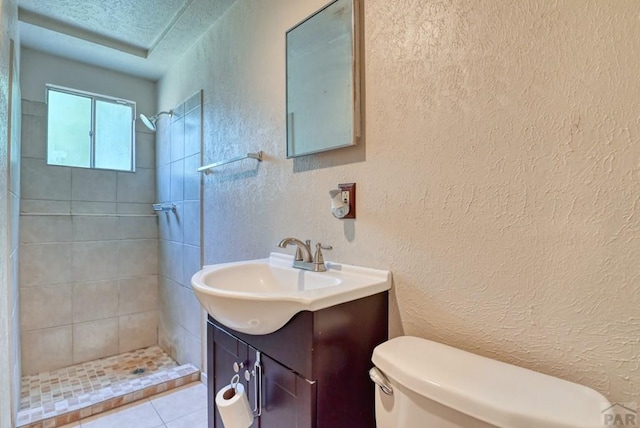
[81,401,165,428]
[151,383,207,423]
[165,408,208,428]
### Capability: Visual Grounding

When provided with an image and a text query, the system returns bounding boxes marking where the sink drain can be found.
[131,368,146,375]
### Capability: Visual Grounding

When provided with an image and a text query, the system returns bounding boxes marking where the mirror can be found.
[286,0,361,158]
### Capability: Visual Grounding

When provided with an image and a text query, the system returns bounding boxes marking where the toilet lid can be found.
[372,336,610,428]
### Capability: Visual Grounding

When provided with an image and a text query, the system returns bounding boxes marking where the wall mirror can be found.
[286,0,361,158]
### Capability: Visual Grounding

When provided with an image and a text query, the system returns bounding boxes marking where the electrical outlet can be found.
[338,183,356,219]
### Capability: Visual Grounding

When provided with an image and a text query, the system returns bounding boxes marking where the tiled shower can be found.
[16,91,204,427]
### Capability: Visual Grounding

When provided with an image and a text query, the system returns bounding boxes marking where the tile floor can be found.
[58,382,208,428]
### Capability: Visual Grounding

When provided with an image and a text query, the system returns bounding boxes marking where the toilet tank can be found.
[371,336,610,428]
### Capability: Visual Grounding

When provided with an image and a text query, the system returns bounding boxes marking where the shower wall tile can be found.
[170,159,184,202]
[157,92,203,371]
[170,118,185,162]
[184,154,201,201]
[71,201,117,215]
[116,202,154,215]
[136,131,156,169]
[72,241,120,282]
[182,244,201,289]
[20,243,72,287]
[157,125,171,168]
[176,328,201,368]
[119,310,158,353]
[184,107,201,158]
[168,202,184,243]
[118,239,158,277]
[183,201,200,247]
[22,326,73,375]
[72,216,119,241]
[185,92,201,114]
[157,164,171,203]
[71,168,117,202]
[20,113,47,159]
[160,241,184,285]
[72,280,119,323]
[22,99,47,117]
[119,275,158,315]
[118,216,158,240]
[19,99,160,372]
[73,318,119,363]
[20,284,73,331]
[21,158,71,201]
[20,215,72,243]
[116,168,155,203]
[21,199,71,215]
[180,288,202,338]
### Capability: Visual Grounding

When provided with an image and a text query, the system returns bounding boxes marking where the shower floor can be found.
[16,346,200,428]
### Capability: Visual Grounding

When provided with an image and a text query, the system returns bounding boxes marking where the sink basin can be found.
[191,252,392,335]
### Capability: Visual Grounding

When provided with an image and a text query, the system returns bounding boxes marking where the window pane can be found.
[95,100,133,171]
[47,90,91,168]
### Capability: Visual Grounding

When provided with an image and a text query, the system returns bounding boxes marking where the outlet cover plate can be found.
[338,183,356,219]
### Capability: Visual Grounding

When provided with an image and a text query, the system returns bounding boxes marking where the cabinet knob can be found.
[244,369,251,382]
[233,361,244,373]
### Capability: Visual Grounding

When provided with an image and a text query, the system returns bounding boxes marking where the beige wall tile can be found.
[116,168,155,203]
[182,201,200,247]
[118,239,158,277]
[71,168,117,202]
[70,201,117,215]
[183,154,201,202]
[20,243,72,287]
[135,132,155,169]
[118,275,158,315]
[21,113,47,159]
[20,215,72,243]
[21,326,73,375]
[117,216,158,240]
[73,318,118,363]
[119,311,158,353]
[179,288,202,338]
[73,280,119,323]
[170,116,185,162]
[21,199,71,215]
[72,241,120,282]
[21,158,71,201]
[72,216,119,242]
[20,284,72,331]
[182,244,201,289]
[184,106,201,158]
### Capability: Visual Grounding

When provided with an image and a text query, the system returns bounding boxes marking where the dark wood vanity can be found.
[207,292,388,428]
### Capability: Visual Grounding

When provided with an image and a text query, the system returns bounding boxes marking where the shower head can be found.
[139,110,173,132]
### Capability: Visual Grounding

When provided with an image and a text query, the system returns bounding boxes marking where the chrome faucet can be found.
[277,238,332,272]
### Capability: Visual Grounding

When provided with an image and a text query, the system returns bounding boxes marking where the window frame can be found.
[45,84,137,172]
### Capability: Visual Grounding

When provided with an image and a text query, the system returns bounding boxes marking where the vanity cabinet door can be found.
[259,352,317,428]
[210,324,258,428]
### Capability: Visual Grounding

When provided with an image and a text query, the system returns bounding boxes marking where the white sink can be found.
[191,252,392,335]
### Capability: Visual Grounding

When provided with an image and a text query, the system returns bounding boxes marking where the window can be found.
[46,85,136,172]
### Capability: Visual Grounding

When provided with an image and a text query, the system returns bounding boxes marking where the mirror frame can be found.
[285,0,361,158]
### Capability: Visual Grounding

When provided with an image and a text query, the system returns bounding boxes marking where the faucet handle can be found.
[313,243,332,266]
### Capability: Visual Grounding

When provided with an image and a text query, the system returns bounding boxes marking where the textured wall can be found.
[159,0,640,403]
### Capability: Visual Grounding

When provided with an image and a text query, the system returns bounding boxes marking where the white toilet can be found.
[370,336,610,428]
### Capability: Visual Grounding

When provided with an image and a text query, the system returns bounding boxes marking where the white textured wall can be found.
[159,0,640,403]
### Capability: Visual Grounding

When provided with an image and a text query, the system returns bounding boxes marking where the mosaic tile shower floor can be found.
[17,346,200,428]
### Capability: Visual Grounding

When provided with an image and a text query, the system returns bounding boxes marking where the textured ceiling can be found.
[18,0,236,80]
